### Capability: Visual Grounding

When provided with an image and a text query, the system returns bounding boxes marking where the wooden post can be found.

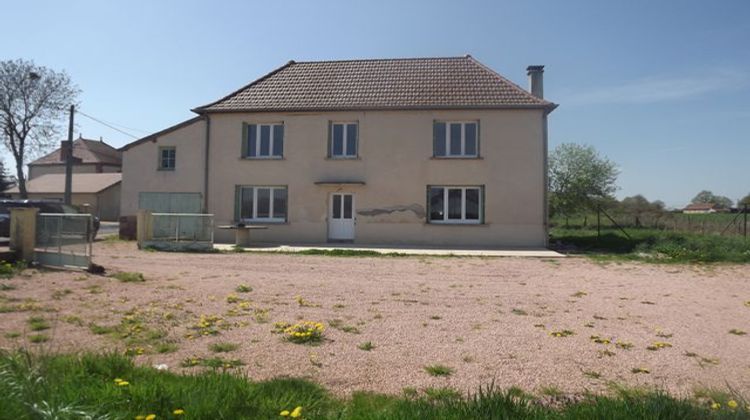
[136,209,153,249]
[9,207,38,262]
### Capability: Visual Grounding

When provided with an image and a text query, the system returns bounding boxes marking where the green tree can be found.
[739,194,750,208]
[0,59,79,198]
[620,195,665,227]
[691,190,733,209]
[549,143,619,222]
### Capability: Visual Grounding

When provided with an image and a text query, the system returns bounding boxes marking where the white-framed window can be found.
[433,121,479,158]
[158,146,176,170]
[427,186,483,224]
[329,122,358,158]
[236,186,287,223]
[244,123,284,158]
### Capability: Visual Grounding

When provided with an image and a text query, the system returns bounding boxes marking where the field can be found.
[1,241,750,418]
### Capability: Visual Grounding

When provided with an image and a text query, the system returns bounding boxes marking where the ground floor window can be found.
[427,186,483,224]
[237,186,287,222]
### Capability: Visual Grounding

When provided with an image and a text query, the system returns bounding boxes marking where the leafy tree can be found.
[740,194,750,208]
[620,195,665,227]
[0,59,79,198]
[549,143,619,222]
[691,190,733,209]
[0,160,14,196]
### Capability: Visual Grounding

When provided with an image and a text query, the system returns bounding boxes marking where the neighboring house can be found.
[5,137,123,220]
[121,56,557,247]
[683,203,722,214]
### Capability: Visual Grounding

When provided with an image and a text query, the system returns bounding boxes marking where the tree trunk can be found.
[14,159,26,199]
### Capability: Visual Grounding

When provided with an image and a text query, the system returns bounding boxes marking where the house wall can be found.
[95,183,121,221]
[122,109,546,247]
[205,109,546,247]
[29,164,121,179]
[120,119,206,216]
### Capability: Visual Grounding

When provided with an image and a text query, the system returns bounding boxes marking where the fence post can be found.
[176,216,181,243]
[136,210,153,249]
[9,207,39,262]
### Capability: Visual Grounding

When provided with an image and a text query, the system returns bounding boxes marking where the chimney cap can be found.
[526,65,545,73]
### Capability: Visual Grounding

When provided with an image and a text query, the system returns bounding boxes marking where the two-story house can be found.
[120,56,556,247]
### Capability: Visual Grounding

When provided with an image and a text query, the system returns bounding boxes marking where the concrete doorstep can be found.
[214,243,565,257]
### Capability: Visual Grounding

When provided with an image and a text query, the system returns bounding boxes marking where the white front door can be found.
[328,193,355,240]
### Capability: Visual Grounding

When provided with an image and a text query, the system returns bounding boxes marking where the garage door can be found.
[138,192,202,213]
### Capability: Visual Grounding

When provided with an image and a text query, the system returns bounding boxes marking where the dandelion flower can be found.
[117,381,130,386]
[173,409,185,415]
[145,415,156,420]
[727,400,738,409]
[711,402,720,410]
[135,416,145,420]
[280,410,290,416]
[290,406,303,418]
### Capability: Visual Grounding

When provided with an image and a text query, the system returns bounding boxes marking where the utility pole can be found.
[64,105,74,205]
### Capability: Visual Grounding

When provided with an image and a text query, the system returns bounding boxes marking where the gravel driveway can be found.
[1,241,748,397]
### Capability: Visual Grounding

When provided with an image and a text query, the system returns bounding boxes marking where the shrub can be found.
[113,272,145,283]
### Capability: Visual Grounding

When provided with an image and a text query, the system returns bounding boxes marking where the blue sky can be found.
[2,0,748,207]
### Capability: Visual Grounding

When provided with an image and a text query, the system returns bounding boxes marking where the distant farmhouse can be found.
[5,137,122,221]
[682,203,723,214]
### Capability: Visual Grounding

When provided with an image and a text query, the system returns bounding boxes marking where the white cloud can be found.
[561,68,748,106]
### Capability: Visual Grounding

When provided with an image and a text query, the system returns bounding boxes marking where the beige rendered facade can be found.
[120,57,555,248]
[122,108,548,247]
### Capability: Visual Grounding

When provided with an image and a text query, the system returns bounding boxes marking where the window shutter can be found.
[476,120,481,157]
[433,122,446,157]
[480,185,485,224]
[273,124,284,157]
[327,121,332,157]
[234,185,241,222]
[241,124,248,157]
[425,185,431,223]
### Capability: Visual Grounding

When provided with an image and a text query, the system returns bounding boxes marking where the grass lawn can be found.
[1,351,747,420]
[551,228,750,263]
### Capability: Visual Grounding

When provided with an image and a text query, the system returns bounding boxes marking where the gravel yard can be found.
[1,241,749,397]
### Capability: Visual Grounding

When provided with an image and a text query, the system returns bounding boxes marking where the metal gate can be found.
[35,213,93,268]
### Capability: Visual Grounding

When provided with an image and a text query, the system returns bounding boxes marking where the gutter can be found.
[203,115,211,212]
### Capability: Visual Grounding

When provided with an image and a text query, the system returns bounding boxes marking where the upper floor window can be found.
[244,123,284,158]
[329,122,358,158]
[236,185,287,223]
[427,185,483,224]
[433,121,479,158]
[158,147,176,170]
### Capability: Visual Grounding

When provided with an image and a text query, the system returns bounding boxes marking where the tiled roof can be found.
[194,56,555,113]
[31,138,122,166]
[684,203,719,211]
[5,173,121,194]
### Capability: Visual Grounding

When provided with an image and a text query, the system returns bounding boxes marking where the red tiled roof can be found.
[31,138,122,166]
[194,56,556,113]
[684,203,719,211]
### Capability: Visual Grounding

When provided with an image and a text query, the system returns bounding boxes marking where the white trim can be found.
[248,123,284,158]
[428,186,482,224]
[330,122,358,158]
[435,121,479,158]
[239,185,287,223]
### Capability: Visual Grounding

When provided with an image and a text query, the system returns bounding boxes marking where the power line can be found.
[75,109,141,139]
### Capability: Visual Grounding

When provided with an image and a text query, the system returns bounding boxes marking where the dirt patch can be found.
[1,241,749,397]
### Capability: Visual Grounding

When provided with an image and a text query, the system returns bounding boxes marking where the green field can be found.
[1,351,747,419]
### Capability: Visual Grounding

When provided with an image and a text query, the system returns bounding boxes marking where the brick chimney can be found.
[526,65,545,99]
[60,141,72,162]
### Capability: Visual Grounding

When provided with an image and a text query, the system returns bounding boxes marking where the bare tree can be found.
[0,59,79,197]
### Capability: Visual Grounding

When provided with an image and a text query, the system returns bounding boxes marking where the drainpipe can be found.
[203,115,211,212]
[542,112,549,248]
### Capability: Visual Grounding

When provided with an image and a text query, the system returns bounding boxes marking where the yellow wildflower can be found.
[290,406,302,418]
[711,402,720,410]
[114,378,124,384]
[280,410,290,416]
[145,415,156,420]
[173,408,185,415]
[135,416,145,420]
[727,400,737,409]
[117,381,130,386]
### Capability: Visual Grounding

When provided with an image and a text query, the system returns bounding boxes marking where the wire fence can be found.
[144,213,214,251]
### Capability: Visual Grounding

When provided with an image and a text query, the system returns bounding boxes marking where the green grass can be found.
[357,341,375,351]
[28,334,49,343]
[27,316,50,332]
[551,227,750,263]
[424,364,454,377]
[235,284,253,293]
[112,272,146,283]
[209,342,239,353]
[0,351,747,419]
[297,249,407,257]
